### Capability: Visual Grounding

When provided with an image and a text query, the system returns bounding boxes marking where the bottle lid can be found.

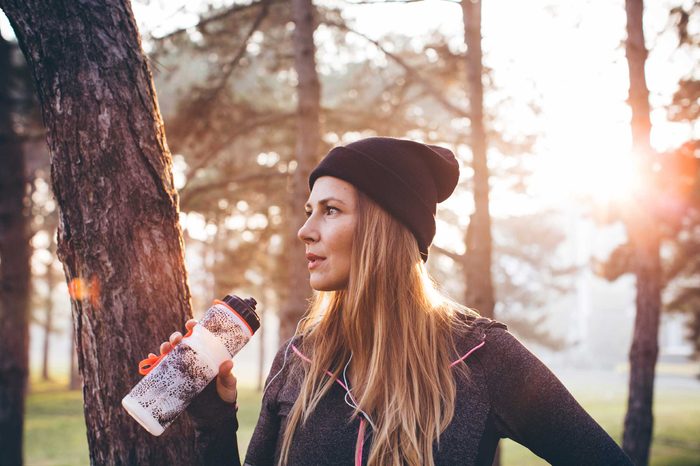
[222,294,260,334]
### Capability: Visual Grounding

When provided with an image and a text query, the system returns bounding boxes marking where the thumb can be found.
[218,359,233,378]
[216,361,238,403]
[217,360,237,395]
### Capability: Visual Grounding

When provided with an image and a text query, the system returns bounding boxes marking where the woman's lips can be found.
[308,257,325,270]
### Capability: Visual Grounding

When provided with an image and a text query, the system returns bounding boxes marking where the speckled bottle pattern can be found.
[122,295,260,436]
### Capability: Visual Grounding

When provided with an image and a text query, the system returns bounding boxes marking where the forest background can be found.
[0,0,699,465]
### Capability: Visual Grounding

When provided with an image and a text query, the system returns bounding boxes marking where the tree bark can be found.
[622,1,661,464]
[0,33,31,466]
[281,0,320,341]
[0,1,199,463]
[461,0,495,317]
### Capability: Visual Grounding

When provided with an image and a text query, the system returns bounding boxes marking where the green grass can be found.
[25,382,700,465]
[23,382,264,466]
[232,386,265,456]
[25,382,89,466]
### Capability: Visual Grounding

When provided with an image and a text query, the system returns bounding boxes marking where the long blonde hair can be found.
[279,191,478,466]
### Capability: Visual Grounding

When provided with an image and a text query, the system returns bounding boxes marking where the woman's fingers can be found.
[169,331,182,345]
[156,321,199,357]
[159,341,171,354]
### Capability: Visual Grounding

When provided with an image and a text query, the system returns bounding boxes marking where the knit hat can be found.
[308,137,459,261]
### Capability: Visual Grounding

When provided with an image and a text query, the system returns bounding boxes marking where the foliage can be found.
[143,0,569,348]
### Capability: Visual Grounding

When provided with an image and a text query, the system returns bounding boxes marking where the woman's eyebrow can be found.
[305,197,346,209]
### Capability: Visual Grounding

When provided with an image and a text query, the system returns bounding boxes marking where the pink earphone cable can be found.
[449,338,486,367]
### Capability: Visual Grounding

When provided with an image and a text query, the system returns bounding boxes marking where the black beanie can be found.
[308,137,459,261]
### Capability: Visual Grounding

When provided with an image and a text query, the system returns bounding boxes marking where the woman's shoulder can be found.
[446,311,506,364]
[451,312,550,375]
[451,310,509,345]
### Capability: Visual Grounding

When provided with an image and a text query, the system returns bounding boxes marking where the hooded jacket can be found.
[187,316,633,466]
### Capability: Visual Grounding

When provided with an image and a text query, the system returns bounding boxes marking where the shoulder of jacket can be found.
[451,312,509,353]
[453,311,508,335]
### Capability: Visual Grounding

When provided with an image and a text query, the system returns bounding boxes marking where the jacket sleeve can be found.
[474,325,634,466]
[186,378,241,466]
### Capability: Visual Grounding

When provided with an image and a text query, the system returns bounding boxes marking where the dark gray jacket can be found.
[188,316,633,465]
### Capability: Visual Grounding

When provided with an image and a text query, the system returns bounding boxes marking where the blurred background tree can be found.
[0,33,32,466]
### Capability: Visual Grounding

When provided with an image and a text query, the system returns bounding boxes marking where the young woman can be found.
[162,137,633,465]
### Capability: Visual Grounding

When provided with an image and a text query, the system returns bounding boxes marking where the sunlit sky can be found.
[333,0,693,208]
[1,0,696,218]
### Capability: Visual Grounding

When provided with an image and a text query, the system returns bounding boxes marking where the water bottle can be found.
[121,294,260,436]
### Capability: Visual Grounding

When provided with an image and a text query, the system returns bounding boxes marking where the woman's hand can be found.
[164,319,238,404]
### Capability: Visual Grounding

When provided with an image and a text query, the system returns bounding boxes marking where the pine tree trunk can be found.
[281,0,320,341]
[461,0,495,321]
[0,34,32,466]
[0,1,199,463]
[622,1,661,464]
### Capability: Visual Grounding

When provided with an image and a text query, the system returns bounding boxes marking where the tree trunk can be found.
[0,34,32,466]
[280,0,320,341]
[0,1,199,463]
[461,3,498,464]
[622,1,661,464]
[461,0,495,321]
[41,255,55,381]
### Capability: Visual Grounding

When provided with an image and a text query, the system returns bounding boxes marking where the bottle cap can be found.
[223,294,260,334]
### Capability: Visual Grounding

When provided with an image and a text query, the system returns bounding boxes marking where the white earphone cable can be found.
[262,316,375,432]
[262,316,310,398]
[342,352,376,431]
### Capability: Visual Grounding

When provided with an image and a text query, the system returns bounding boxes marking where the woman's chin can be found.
[309,276,345,292]
[310,281,333,292]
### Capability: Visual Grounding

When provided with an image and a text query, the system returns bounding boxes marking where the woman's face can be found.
[298,176,358,291]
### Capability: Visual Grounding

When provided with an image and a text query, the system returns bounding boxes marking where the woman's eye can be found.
[305,206,339,217]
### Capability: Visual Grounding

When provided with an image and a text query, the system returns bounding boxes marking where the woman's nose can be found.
[297,217,317,244]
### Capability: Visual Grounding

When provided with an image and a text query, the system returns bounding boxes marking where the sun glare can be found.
[533,149,639,205]
[574,151,640,204]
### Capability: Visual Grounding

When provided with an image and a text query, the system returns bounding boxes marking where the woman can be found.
[163,137,633,465]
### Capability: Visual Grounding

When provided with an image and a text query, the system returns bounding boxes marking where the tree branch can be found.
[200,0,272,109]
[323,19,471,119]
[151,0,284,42]
[180,111,296,189]
[430,244,464,263]
[179,171,286,210]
